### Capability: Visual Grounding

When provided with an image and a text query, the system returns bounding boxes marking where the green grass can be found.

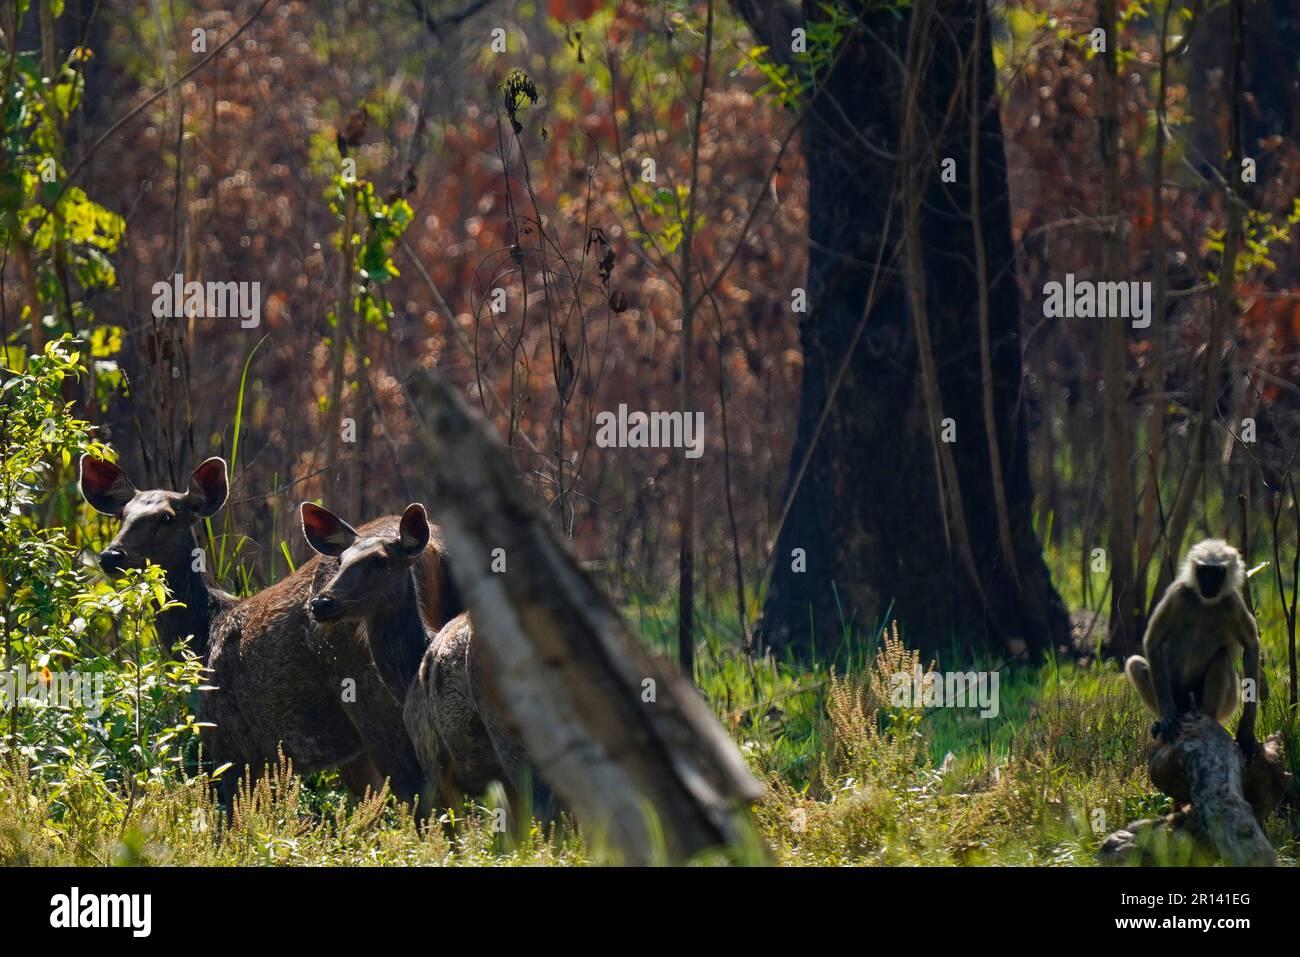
[3,555,1298,866]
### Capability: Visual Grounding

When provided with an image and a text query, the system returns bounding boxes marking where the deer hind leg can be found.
[1201,646,1239,724]
[402,657,453,827]
[1125,655,1159,716]
[463,632,550,821]
[475,705,553,820]
[338,753,385,800]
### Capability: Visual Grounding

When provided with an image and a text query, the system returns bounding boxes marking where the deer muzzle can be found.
[309,593,344,622]
[98,546,128,573]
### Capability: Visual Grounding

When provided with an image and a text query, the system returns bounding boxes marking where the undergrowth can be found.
[4,604,1296,866]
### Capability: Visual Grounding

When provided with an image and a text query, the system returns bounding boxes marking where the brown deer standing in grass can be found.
[78,454,457,806]
[301,502,548,821]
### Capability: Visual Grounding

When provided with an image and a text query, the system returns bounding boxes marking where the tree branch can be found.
[406,0,495,36]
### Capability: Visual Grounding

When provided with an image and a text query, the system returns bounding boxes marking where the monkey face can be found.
[1181,539,1242,604]
[1194,563,1228,601]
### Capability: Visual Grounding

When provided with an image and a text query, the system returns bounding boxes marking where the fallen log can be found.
[403,371,765,864]
[1100,713,1287,866]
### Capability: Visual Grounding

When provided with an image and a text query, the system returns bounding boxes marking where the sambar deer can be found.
[301,502,547,819]
[79,454,456,805]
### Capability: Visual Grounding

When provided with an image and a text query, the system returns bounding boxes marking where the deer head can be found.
[79,455,228,574]
[302,502,430,623]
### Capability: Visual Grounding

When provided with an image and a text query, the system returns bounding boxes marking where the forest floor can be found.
[3,564,1298,866]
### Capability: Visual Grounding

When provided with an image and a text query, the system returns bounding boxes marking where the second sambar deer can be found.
[302,501,545,819]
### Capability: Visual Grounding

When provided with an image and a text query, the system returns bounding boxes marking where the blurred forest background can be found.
[53,0,805,609]
[4,0,1300,864]
[6,0,1300,650]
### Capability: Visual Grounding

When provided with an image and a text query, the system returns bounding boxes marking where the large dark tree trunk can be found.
[749,0,1068,659]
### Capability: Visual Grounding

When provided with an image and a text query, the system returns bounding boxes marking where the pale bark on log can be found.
[403,371,765,864]
[1100,713,1285,866]
[1170,717,1276,866]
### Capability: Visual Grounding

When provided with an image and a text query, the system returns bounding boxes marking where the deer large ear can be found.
[397,503,430,558]
[301,503,359,557]
[186,458,229,518]
[79,455,136,515]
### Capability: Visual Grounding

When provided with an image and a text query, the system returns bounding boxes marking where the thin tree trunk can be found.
[676,0,713,679]
[1134,2,1175,623]
[703,286,751,649]
[323,189,356,491]
[899,1,995,625]
[15,243,42,353]
[1149,0,1245,605]
[970,4,1020,589]
[1097,0,1138,651]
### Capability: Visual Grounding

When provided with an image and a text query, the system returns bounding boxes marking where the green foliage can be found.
[1,16,125,400]
[738,1,860,110]
[628,182,701,256]
[1207,199,1300,281]
[0,340,205,810]
[1,43,124,299]
[996,7,1068,75]
[326,176,413,332]
[22,184,125,286]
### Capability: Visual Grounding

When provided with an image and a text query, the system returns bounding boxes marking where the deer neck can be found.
[366,571,430,698]
[157,532,235,661]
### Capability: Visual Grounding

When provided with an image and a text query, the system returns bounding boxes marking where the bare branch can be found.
[406,0,496,36]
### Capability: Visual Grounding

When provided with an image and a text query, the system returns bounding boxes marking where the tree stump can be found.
[403,371,765,864]
[1100,713,1288,866]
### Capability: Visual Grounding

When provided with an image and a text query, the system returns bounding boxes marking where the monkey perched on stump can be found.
[1126,539,1261,757]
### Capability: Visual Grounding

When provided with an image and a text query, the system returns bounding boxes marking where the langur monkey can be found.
[1125,539,1261,755]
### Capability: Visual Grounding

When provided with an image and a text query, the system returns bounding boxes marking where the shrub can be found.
[0,338,205,818]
